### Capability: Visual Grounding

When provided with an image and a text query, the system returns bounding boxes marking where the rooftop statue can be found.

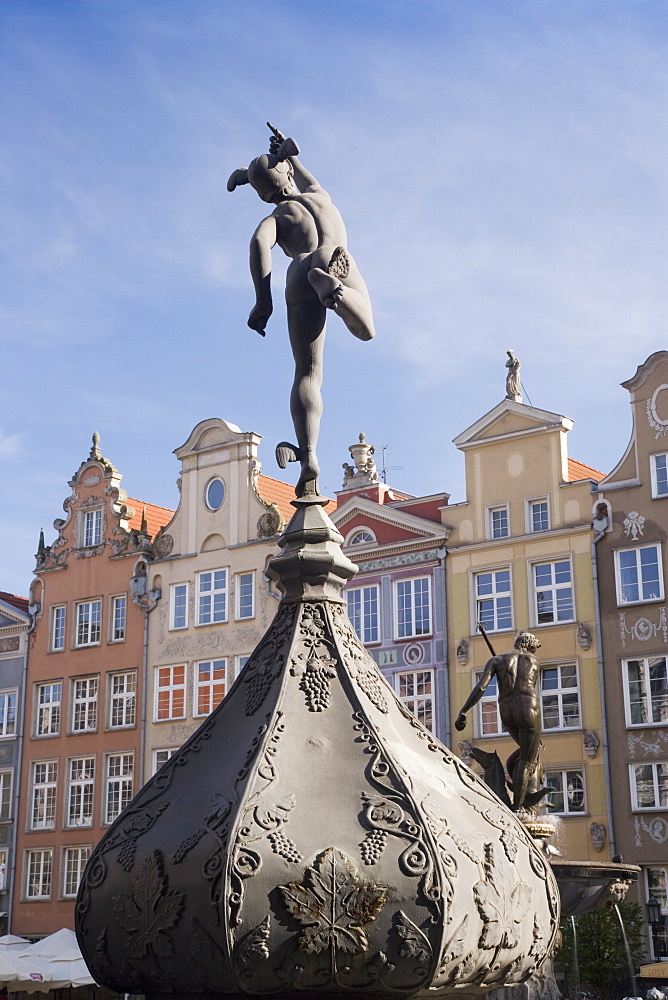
[228,124,376,497]
[505,349,522,402]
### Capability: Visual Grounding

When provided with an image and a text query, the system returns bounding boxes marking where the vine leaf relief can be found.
[394,910,432,967]
[112,849,185,962]
[279,847,391,955]
[473,843,532,952]
[236,914,271,966]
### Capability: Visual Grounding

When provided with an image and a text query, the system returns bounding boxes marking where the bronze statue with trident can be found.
[228,124,376,498]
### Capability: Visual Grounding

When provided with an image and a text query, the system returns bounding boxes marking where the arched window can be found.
[349,528,375,546]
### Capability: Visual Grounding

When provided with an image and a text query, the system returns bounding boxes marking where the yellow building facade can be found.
[442,397,611,862]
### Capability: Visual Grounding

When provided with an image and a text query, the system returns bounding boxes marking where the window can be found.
[544,768,586,815]
[196,570,227,625]
[532,559,574,625]
[615,545,663,605]
[395,577,431,638]
[646,867,668,959]
[347,585,380,644]
[25,848,53,899]
[350,529,375,546]
[35,682,61,737]
[155,665,186,721]
[109,671,136,729]
[528,499,550,533]
[631,762,668,810]
[488,505,509,540]
[31,760,58,830]
[0,689,17,738]
[205,477,225,511]
[170,583,189,630]
[236,572,254,620]
[541,663,580,730]
[194,660,227,717]
[475,569,512,633]
[475,673,506,737]
[624,656,668,726]
[651,455,668,499]
[71,676,98,733]
[105,752,134,824]
[397,670,433,731]
[110,595,126,642]
[75,599,102,647]
[83,508,102,547]
[0,770,13,820]
[0,849,6,891]
[66,757,95,828]
[153,748,177,775]
[232,655,250,683]
[62,846,90,898]
[51,605,66,651]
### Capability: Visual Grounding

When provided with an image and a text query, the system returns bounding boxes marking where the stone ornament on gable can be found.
[456,638,470,664]
[623,510,645,539]
[576,622,592,650]
[589,822,606,852]
[583,731,600,758]
[257,509,282,538]
[153,529,174,558]
[619,607,668,648]
[647,384,668,439]
[83,474,101,486]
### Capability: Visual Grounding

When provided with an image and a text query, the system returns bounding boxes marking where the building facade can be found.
[593,351,668,959]
[143,418,310,776]
[331,434,452,744]
[442,394,609,863]
[11,436,173,936]
[0,592,31,934]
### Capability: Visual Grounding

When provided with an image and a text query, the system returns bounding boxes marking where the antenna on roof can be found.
[380,445,403,485]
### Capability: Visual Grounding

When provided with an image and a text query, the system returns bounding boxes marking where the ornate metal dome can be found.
[76,497,559,999]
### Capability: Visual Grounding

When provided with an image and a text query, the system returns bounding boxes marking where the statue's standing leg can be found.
[511,728,541,812]
[287,298,326,496]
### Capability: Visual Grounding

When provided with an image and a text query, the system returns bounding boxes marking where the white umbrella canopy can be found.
[17,928,96,989]
[0,947,53,992]
[0,934,30,947]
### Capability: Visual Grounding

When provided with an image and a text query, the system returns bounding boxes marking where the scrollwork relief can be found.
[243,603,298,715]
[619,607,668,648]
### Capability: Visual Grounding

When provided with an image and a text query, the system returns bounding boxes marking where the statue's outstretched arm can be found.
[266,122,330,199]
[289,155,330,199]
[455,658,498,731]
[248,215,277,336]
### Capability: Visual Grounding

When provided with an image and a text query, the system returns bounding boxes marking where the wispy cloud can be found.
[0,431,25,461]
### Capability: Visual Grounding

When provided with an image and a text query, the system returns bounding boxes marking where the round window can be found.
[205,478,225,511]
[350,529,374,546]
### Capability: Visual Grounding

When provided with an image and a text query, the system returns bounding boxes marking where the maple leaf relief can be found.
[279,847,390,956]
[112,849,185,962]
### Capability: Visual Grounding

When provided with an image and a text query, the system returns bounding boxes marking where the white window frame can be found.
[394,576,432,639]
[544,768,586,816]
[473,567,513,634]
[74,599,102,647]
[35,681,61,737]
[25,847,53,900]
[645,866,668,960]
[196,570,228,626]
[66,756,95,829]
[347,584,380,644]
[30,760,58,830]
[623,655,668,727]
[71,676,98,733]
[232,655,250,683]
[155,664,187,722]
[531,557,575,627]
[0,688,18,738]
[346,527,376,547]
[152,748,177,775]
[540,662,581,731]
[526,496,550,534]
[61,845,91,898]
[108,671,136,729]
[651,454,668,499]
[235,572,255,621]
[82,508,102,547]
[194,659,227,718]
[486,504,510,540]
[169,583,189,630]
[0,848,7,891]
[104,752,134,825]
[109,594,127,642]
[630,761,668,811]
[395,669,434,732]
[0,769,13,821]
[474,671,507,738]
[615,544,664,606]
[50,605,66,651]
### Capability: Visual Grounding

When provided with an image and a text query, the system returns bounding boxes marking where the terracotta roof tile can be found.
[0,591,30,613]
[567,458,605,483]
[257,475,335,524]
[125,499,175,538]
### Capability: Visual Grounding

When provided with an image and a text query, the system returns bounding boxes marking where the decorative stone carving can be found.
[576,623,592,650]
[83,474,101,486]
[647,384,668,438]
[628,729,668,758]
[341,432,379,489]
[619,608,668,647]
[623,510,645,539]
[505,350,522,403]
[154,529,174,558]
[456,638,469,664]
[583,731,600,758]
[635,814,668,846]
[598,878,632,907]
[458,740,474,765]
[257,509,282,537]
[359,548,441,573]
[589,822,606,852]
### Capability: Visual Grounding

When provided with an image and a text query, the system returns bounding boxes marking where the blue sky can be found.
[1,0,667,596]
